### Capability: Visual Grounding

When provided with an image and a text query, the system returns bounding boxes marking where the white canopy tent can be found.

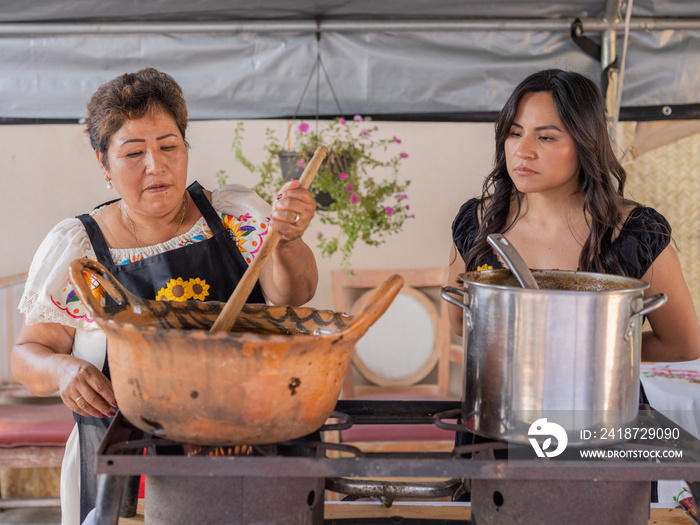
[1,0,700,125]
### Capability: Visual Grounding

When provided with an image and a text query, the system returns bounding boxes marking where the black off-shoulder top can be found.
[452,198,672,279]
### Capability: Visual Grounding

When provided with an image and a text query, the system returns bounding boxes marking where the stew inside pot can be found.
[459,269,637,292]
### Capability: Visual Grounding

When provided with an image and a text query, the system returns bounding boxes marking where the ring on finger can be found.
[294,212,300,224]
[75,396,83,404]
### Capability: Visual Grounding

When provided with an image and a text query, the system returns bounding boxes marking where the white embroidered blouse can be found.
[19,184,271,335]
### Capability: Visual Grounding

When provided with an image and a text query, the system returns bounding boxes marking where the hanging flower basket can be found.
[278,150,305,180]
[278,150,334,208]
[222,116,413,271]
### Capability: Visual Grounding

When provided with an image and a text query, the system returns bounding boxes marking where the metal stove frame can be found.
[94,401,700,524]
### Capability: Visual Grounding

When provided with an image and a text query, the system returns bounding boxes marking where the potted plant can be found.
[221,116,413,271]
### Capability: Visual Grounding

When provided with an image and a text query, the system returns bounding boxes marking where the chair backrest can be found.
[0,273,28,395]
[331,267,460,399]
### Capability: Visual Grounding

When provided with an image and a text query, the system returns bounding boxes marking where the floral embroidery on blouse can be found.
[111,213,268,266]
[117,252,145,265]
[48,212,268,312]
[114,225,215,266]
[49,262,103,322]
[220,212,269,264]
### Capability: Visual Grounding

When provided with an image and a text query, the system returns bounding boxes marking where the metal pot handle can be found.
[624,293,667,342]
[631,293,667,318]
[440,286,465,308]
[440,286,473,332]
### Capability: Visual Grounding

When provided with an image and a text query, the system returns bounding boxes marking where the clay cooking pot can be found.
[69,259,403,446]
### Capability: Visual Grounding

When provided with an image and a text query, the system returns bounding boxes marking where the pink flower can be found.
[405,205,410,210]
[338,172,348,180]
[384,206,395,215]
[338,117,346,125]
[297,158,306,168]
[393,136,402,144]
[360,129,370,137]
[345,183,354,192]
[316,232,323,238]
[350,194,359,204]
[374,126,379,131]
[409,214,415,219]
[394,193,407,200]
[399,152,409,158]
[299,122,309,133]
[353,115,363,121]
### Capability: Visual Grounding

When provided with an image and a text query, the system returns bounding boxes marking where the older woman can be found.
[12,68,318,524]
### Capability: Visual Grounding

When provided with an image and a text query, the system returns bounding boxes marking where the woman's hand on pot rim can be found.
[269,178,316,242]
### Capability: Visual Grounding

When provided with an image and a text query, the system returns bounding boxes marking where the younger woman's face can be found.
[504,91,581,198]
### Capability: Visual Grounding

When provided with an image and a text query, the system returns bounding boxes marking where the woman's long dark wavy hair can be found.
[465,69,632,274]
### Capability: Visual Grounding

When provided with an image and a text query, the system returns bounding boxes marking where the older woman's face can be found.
[98,107,188,218]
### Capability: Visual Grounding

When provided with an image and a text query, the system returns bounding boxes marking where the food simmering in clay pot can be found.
[70,259,403,446]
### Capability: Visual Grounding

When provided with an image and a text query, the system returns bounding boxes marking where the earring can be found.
[105,176,113,190]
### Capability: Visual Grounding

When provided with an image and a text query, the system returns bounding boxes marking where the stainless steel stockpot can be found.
[441,269,667,445]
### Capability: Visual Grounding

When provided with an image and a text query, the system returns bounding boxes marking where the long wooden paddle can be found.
[210,144,328,333]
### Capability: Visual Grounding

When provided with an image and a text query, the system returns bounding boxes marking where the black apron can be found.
[74,181,265,522]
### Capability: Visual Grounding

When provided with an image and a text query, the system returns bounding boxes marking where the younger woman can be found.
[447,68,700,362]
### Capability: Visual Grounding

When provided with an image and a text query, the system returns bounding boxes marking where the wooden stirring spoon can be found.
[210,144,328,333]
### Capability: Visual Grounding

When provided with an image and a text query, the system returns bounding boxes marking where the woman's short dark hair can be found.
[85,67,189,167]
[465,68,631,274]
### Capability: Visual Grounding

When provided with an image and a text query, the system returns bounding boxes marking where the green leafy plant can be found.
[224,116,413,271]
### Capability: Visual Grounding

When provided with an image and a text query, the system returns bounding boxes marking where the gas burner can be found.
[94,402,700,525]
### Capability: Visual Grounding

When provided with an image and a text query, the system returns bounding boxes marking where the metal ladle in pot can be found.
[487,233,539,289]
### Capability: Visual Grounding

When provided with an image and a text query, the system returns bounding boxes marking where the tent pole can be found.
[601,0,622,139]
[1,18,700,36]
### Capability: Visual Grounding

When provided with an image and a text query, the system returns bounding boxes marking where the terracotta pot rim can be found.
[99,318,345,343]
